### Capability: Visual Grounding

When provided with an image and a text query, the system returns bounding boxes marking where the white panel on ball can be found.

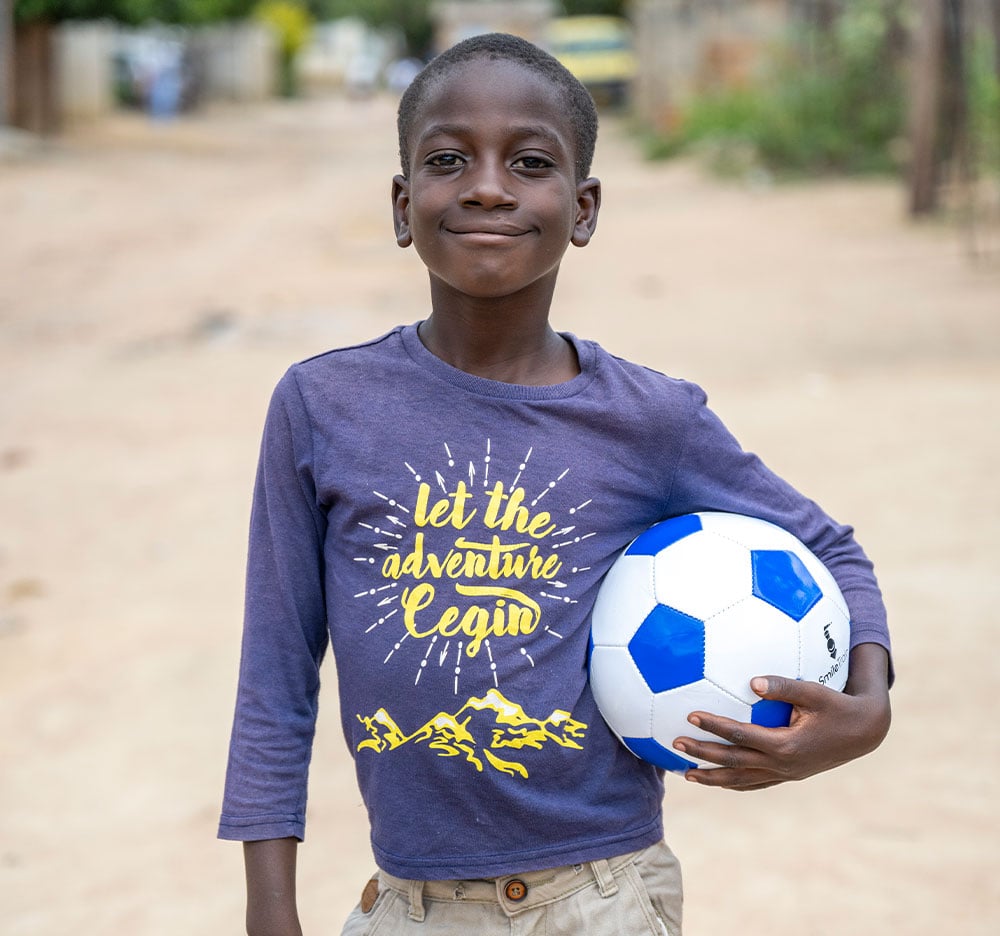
[589,554,657,647]
[588,645,654,738]
[651,532,749,620]
[699,511,796,549]
[704,599,801,704]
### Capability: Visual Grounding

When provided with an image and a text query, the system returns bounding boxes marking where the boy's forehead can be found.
[412,58,573,148]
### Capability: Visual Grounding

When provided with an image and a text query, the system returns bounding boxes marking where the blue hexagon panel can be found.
[750,697,794,728]
[628,604,705,693]
[626,513,702,556]
[751,549,822,621]
[624,736,698,773]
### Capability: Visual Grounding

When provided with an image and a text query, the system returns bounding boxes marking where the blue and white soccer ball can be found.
[589,512,851,773]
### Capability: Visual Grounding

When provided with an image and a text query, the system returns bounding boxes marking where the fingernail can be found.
[751,677,769,694]
[688,714,701,728]
[673,741,687,753]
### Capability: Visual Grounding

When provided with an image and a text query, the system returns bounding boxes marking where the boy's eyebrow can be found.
[417,123,568,150]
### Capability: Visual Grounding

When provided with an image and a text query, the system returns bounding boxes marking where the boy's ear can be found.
[571,177,601,248]
[392,174,412,248]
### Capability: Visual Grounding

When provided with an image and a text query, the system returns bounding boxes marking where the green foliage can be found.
[559,0,626,15]
[160,0,257,24]
[255,0,311,57]
[968,34,1000,173]
[14,0,113,21]
[14,0,256,24]
[253,0,312,95]
[645,0,907,178]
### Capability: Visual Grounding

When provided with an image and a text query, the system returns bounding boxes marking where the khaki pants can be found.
[340,840,683,936]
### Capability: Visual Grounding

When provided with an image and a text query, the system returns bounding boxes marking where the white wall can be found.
[56,20,117,121]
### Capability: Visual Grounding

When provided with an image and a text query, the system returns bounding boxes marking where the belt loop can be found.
[591,858,619,898]
[407,879,426,922]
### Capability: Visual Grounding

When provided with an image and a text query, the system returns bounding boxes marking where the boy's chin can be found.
[427,269,562,306]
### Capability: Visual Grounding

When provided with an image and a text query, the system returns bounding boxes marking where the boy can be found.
[219,33,892,936]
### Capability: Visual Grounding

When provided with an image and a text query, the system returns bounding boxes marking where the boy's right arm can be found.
[244,838,303,936]
[222,373,328,932]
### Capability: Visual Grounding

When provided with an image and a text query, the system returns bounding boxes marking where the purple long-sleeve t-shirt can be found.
[219,324,890,879]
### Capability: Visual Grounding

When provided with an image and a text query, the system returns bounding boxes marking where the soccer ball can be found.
[589,512,850,773]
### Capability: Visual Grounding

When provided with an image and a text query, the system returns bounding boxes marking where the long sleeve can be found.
[218,370,329,842]
[666,382,891,662]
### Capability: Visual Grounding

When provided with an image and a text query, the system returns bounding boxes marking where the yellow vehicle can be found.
[546,15,636,107]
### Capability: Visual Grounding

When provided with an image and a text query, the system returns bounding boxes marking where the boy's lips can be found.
[445,224,530,239]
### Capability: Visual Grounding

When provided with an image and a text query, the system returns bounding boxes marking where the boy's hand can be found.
[673,643,890,790]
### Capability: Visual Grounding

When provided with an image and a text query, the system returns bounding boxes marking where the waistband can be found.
[378,847,645,921]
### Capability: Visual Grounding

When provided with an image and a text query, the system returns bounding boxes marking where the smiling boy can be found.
[220,33,891,936]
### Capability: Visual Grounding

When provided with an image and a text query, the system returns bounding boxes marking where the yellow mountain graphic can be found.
[356,707,409,753]
[355,689,587,778]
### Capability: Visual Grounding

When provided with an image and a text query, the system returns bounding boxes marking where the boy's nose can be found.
[459,160,517,210]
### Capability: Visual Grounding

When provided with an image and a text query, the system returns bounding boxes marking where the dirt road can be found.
[1,94,998,934]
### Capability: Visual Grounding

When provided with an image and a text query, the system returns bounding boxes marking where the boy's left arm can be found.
[674,642,891,790]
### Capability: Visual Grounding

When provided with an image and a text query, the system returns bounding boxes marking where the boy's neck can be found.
[418,294,579,386]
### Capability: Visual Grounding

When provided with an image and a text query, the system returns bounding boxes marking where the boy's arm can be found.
[219,371,329,844]
[244,838,303,936]
[673,642,891,790]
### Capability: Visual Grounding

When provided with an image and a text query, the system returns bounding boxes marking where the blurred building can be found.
[298,18,401,97]
[57,21,117,123]
[425,1,796,126]
[431,0,556,53]
[6,18,278,132]
[632,0,789,132]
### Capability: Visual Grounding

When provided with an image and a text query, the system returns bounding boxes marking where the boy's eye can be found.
[513,155,553,170]
[426,152,464,168]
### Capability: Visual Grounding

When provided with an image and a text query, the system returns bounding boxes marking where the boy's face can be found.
[392,59,600,304]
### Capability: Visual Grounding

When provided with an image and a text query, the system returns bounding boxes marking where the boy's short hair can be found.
[396,33,599,182]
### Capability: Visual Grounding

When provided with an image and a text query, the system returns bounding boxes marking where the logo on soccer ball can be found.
[823,622,839,660]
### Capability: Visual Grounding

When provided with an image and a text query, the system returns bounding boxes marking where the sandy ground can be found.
[1,93,998,935]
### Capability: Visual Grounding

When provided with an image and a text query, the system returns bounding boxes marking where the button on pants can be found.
[339,840,682,935]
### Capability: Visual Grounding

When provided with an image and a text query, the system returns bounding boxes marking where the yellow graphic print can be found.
[359,444,596,687]
[354,442,593,773]
[380,479,563,660]
[357,689,588,779]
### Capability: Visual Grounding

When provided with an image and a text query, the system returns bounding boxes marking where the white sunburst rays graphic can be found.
[353,489,411,637]
[353,439,597,693]
[524,466,596,643]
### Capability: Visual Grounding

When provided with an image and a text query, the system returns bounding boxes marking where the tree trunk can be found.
[13,19,59,135]
[0,0,13,125]
[908,0,946,215]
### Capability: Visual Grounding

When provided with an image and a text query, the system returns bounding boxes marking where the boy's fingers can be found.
[674,729,776,766]
[751,674,825,708]
[683,768,782,791]
[684,712,778,752]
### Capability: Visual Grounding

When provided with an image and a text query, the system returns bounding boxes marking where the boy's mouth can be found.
[446,225,530,243]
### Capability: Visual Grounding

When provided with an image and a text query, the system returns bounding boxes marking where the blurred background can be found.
[3,0,1000,224]
[1,2,999,934]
